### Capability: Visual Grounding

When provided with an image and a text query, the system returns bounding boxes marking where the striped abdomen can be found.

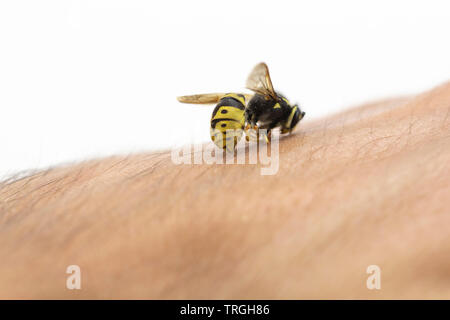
[210,93,246,150]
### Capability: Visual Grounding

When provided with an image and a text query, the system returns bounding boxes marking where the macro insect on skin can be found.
[177,62,306,150]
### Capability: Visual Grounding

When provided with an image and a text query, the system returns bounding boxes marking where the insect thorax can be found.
[245,93,291,128]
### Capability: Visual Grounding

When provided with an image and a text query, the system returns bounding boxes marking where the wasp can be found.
[177,63,305,151]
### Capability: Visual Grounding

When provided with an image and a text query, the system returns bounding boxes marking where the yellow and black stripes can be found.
[210,93,246,150]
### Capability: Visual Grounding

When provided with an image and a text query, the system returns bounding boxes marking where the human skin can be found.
[0,82,450,299]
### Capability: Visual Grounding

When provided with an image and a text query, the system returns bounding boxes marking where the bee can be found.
[177,63,305,151]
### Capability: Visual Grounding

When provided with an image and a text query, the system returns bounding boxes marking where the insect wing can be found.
[245,62,277,99]
[177,93,253,105]
[177,93,227,104]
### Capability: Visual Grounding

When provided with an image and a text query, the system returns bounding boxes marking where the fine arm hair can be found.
[0,82,450,298]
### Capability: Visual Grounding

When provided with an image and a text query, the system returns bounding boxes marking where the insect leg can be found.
[244,123,251,142]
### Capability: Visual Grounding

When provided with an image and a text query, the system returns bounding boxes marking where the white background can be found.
[1,0,449,179]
